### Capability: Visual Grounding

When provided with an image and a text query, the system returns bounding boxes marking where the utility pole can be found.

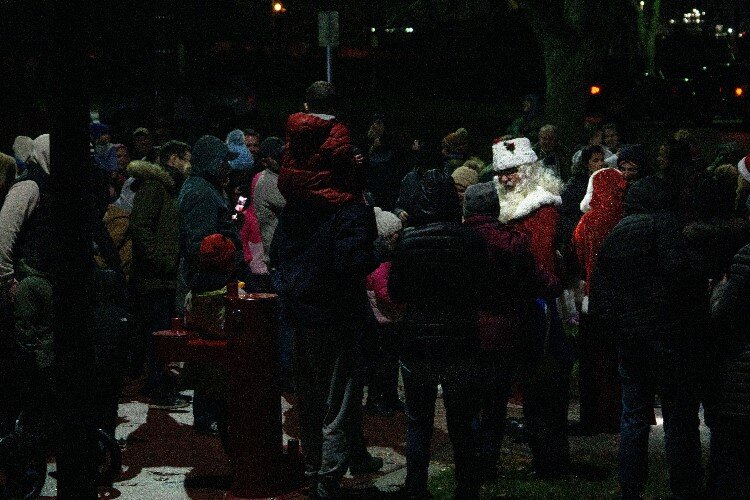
[318,10,339,83]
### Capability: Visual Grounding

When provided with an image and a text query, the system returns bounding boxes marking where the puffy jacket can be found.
[272,201,379,329]
[128,160,182,291]
[711,244,750,424]
[388,221,487,359]
[590,210,693,344]
[278,112,362,208]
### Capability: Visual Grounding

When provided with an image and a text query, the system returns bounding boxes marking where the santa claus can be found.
[493,137,563,290]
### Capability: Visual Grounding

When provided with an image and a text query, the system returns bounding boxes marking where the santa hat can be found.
[738,154,750,183]
[492,137,538,171]
[199,234,236,273]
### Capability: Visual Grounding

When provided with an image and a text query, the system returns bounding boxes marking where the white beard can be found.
[495,162,563,223]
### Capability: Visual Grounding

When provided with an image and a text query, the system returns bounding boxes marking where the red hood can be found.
[590,168,627,212]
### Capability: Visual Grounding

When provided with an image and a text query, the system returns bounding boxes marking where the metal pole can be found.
[326,45,332,83]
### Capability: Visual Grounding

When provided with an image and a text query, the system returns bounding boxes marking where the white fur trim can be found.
[493,137,538,171]
[739,155,750,183]
[497,163,563,222]
[580,172,595,213]
[511,186,562,220]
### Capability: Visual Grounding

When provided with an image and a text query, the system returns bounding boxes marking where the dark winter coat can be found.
[388,220,487,360]
[555,171,588,255]
[683,218,750,283]
[589,183,696,345]
[278,112,362,208]
[128,160,182,291]
[393,169,421,222]
[271,200,379,331]
[367,147,405,212]
[711,243,750,424]
[178,140,243,290]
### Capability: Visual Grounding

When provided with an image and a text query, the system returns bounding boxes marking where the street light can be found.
[272,1,286,13]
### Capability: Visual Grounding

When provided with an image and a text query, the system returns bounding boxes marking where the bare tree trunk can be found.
[521,0,631,145]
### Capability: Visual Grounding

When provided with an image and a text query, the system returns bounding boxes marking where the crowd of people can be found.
[1,80,749,499]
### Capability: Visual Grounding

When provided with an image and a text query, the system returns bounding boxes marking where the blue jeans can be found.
[618,342,702,499]
[401,358,481,499]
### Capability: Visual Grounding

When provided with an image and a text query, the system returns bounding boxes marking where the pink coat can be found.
[239,171,268,274]
[366,262,404,324]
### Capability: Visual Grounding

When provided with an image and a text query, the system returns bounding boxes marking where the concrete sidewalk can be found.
[37,385,711,499]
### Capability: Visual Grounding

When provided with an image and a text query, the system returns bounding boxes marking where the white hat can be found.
[738,154,750,183]
[492,137,538,171]
[374,207,402,237]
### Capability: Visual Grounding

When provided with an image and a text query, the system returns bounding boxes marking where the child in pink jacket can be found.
[363,208,405,416]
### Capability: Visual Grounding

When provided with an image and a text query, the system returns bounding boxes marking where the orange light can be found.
[735,87,744,97]
[273,2,284,12]
[590,85,602,95]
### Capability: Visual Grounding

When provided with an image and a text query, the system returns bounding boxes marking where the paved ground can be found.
[33,375,711,499]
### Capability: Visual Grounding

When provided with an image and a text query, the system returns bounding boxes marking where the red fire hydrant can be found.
[224,290,304,499]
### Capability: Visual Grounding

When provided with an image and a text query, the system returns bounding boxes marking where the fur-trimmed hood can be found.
[127,160,174,189]
[580,167,626,213]
[496,162,563,223]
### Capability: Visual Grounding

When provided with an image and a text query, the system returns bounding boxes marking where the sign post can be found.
[318,11,339,83]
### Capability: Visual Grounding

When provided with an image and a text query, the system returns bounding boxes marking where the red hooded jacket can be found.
[278,112,361,207]
[573,168,627,296]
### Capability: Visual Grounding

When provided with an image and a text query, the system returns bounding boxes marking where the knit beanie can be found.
[199,234,236,273]
[258,136,284,161]
[442,128,469,155]
[461,157,485,174]
[617,144,647,170]
[463,181,499,218]
[374,207,402,237]
[451,165,479,191]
